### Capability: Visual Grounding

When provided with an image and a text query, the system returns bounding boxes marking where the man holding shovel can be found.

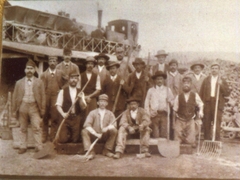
[81,94,118,160]
[113,97,151,159]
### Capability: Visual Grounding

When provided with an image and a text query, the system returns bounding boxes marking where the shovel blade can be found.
[33,143,55,159]
[157,139,180,158]
[199,140,222,159]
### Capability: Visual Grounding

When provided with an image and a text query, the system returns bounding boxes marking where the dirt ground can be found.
[0,138,240,179]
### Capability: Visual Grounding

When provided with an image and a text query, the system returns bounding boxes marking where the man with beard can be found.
[173,75,203,147]
[40,56,64,142]
[55,71,86,143]
[152,50,169,75]
[12,59,45,154]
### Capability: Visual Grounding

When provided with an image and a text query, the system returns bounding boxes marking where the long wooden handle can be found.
[167,102,170,141]
[112,84,122,113]
[212,84,220,141]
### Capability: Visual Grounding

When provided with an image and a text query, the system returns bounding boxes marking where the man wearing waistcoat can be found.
[55,71,86,143]
[40,56,64,142]
[152,50,169,75]
[173,75,204,147]
[12,59,46,154]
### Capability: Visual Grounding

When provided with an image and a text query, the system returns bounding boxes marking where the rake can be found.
[200,84,222,159]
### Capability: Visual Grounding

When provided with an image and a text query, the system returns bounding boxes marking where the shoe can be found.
[42,138,47,143]
[113,152,122,159]
[86,151,95,160]
[102,148,114,158]
[34,147,41,152]
[144,152,151,158]
[18,148,27,154]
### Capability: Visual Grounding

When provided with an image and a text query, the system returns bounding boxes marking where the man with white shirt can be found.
[200,62,230,140]
[40,56,64,142]
[188,63,207,93]
[55,71,86,143]
[113,97,151,159]
[152,50,169,75]
[81,94,118,160]
[173,75,204,147]
[145,71,174,138]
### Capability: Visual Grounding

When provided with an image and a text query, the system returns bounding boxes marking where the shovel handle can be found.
[212,84,220,141]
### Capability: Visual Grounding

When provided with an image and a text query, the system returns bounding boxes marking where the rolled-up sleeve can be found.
[173,95,179,112]
[56,89,64,107]
[96,75,101,90]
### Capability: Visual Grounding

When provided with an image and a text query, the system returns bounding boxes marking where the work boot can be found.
[102,148,114,158]
[144,152,151,158]
[113,152,122,159]
[191,143,197,148]
[18,148,27,154]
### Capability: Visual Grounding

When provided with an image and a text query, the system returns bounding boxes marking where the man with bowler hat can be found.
[152,50,169,75]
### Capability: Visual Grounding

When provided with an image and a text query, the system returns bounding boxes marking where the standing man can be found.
[82,94,118,160]
[55,71,86,143]
[113,97,151,159]
[93,53,110,86]
[12,59,45,154]
[40,56,64,142]
[188,63,207,94]
[173,75,204,147]
[56,47,80,88]
[152,50,169,75]
[145,71,174,138]
[127,58,152,107]
[200,62,230,141]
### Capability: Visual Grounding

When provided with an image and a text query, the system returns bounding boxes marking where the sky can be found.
[8,0,240,57]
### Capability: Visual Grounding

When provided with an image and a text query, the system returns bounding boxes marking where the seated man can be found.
[81,94,118,160]
[113,97,151,159]
[173,75,203,147]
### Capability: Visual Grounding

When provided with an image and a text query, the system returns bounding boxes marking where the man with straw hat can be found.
[152,50,169,75]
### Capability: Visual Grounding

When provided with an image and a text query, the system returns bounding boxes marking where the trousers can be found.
[150,111,168,138]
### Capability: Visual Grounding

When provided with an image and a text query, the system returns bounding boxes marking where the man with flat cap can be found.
[56,47,80,88]
[93,53,110,86]
[152,50,169,75]
[187,63,207,94]
[82,94,118,160]
[173,74,204,147]
[145,71,174,138]
[12,59,45,154]
[113,97,151,159]
[40,56,64,142]
[55,70,86,143]
[200,61,230,141]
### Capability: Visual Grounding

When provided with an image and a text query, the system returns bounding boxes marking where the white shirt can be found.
[130,109,138,120]
[136,71,142,79]
[63,61,70,67]
[98,65,104,72]
[49,68,56,76]
[158,63,165,72]
[110,74,118,81]
[194,73,202,81]
[85,72,101,90]
[211,75,218,97]
[169,71,178,77]
[98,108,106,129]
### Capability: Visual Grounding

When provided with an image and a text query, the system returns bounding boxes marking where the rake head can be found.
[199,140,222,159]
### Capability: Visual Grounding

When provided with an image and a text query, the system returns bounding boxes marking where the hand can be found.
[85,96,91,103]
[144,76,149,82]
[195,119,202,125]
[139,124,144,131]
[108,124,115,130]
[128,126,135,134]
[95,133,102,139]
[120,79,125,85]
[102,127,109,133]
[199,111,204,119]
[61,112,68,119]
[78,92,84,98]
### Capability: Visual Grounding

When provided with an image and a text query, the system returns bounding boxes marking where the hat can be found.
[94,53,110,61]
[126,97,141,103]
[152,71,167,79]
[63,48,72,55]
[26,59,36,67]
[155,50,168,57]
[190,63,205,70]
[182,74,192,82]
[85,56,96,65]
[168,59,178,66]
[69,70,79,77]
[48,56,58,60]
[98,94,108,101]
[106,61,120,70]
[210,61,220,68]
[115,46,124,53]
[132,57,146,66]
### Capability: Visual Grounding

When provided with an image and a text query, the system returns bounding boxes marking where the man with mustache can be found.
[152,50,169,75]
[12,59,46,154]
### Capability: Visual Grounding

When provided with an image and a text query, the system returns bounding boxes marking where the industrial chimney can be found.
[97,2,102,28]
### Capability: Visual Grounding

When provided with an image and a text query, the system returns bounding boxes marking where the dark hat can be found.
[155,50,168,57]
[132,57,146,66]
[152,71,167,79]
[85,56,96,65]
[126,97,141,103]
[168,59,178,66]
[190,63,205,70]
[115,46,124,53]
[26,59,36,67]
[63,48,72,55]
[98,94,108,101]
[94,53,110,61]
[106,61,120,70]
[69,70,79,77]
[210,61,220,68]
[182,74,192,82]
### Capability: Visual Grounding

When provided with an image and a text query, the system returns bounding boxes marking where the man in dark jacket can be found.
[152,50,169,75]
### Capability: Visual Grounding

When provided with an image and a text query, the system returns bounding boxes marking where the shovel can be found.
[157,102,180,158]
[33,79,90,159]
[200,84,222,158]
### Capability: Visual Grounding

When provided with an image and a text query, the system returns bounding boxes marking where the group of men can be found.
[12,47,230,160]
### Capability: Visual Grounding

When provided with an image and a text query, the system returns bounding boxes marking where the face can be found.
[154,76,164,86]
[182,81,191,92]
[109,66,118,76]
[169,63,178,73]
[86,62,95,72]
[48,58,58,70]
[193,65,202,75]
[69,76,79,87]
[157,56,166,64]
[97,100,108,109]
[63,54,71,63]
[135,63,144,72]
[25,66,35,78]
[116,50,124,61]
[129,101,139,111]
[211,65,220,76]
[97,57,106,66]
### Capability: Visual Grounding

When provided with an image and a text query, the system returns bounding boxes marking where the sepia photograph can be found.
[0,0,240,179]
